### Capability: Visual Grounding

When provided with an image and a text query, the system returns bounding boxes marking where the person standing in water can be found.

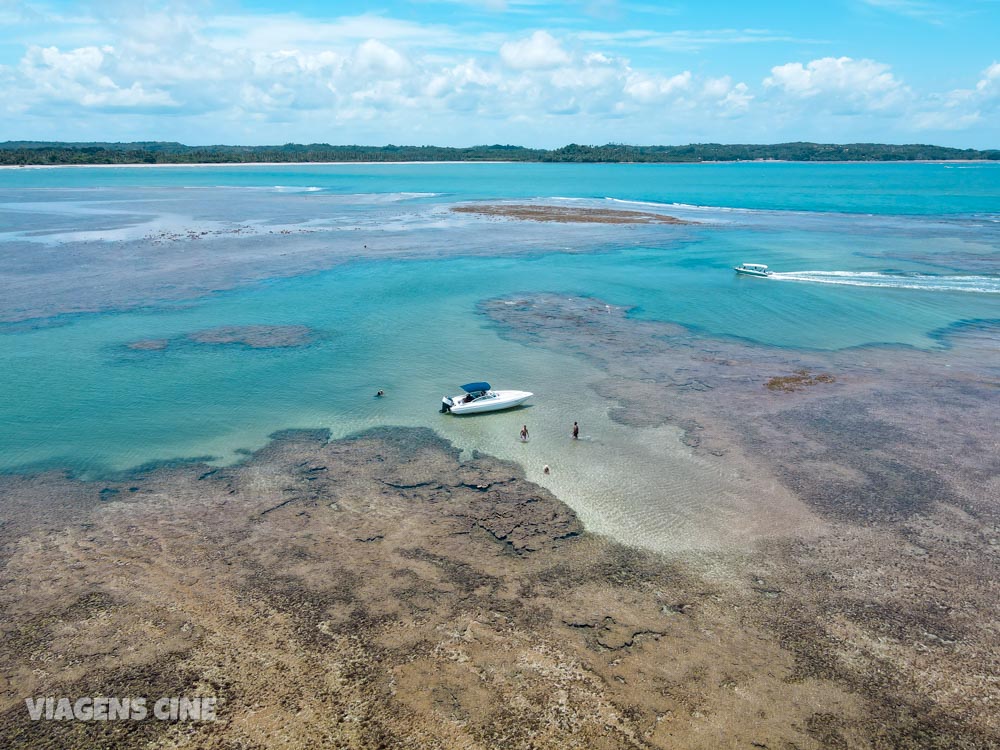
[572,421,579,439]
[520,425,529,442]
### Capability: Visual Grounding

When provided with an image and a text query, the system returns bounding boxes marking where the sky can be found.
[0,0,997,147]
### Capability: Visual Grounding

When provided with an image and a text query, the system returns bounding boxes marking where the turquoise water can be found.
[1,163,997,551]
[5,161,1000,214]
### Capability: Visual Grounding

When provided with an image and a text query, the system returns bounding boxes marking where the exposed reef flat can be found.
[479,294,999,747]
[1,425,997,748]
[145,226,312,245]
[764,369,836,392]
[451,204,688,224]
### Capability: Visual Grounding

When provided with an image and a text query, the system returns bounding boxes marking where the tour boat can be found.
[734,262,772,277]
[441,382,533,414]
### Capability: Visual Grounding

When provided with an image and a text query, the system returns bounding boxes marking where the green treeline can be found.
[1,141,997,165]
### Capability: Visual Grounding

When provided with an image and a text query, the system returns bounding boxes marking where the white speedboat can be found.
[734,262,771,277]
[441,382,533,414]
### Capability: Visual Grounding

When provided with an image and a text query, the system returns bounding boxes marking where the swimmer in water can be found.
[520,425,529,442]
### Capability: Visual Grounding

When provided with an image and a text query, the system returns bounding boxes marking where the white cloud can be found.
[975,61,1000,98]
[354,39,409,77]
[765,56,908,112]
[703,75,734,99]
[0,7,995,146]
[576,28,818,52]
[624,70,690,102]
[907,61,999,131]
[718,80,753,113]
[499,30,570,70]
[19,44,176,110]
[761,57,1000,134]
[425,59,497,99]
[205,13,479,54]
[908,109,982,131]
[858,0,951,24]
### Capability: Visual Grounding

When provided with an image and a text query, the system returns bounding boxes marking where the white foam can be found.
[188,187,439,202]
[333,191,441,204]
[271,185,323,193]
[604,196,753,213]
[770,270,1000,294]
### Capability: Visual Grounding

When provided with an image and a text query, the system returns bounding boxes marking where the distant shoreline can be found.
[0,160,518,170]
[2,159,997,170]
[2,141,996,167]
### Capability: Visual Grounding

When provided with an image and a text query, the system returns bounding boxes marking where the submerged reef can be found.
[125,325,320,352]
[125,338,170,351]
[186,324,318,348]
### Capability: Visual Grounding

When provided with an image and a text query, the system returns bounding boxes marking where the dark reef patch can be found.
[451,203,690,224]
[186,324,318,348]
[753,398,955,522]
[124,324,321,353]
[125,338,169,351]
[765,368,836,392]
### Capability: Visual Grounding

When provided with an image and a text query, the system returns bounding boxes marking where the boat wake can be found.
[604,196,755,213]
[769,270,1000,294]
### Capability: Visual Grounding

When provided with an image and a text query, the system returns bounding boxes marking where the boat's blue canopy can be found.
[461,382,490,393]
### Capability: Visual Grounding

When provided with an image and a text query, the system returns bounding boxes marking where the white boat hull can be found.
[734,263,771,278]
[443,390,533,414]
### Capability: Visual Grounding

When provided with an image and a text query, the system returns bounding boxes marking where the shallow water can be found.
[1,163,997,552]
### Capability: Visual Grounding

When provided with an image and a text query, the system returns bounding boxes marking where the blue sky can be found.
[0,1,997,147]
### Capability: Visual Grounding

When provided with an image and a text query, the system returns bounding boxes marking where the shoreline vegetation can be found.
[1,140,998,165]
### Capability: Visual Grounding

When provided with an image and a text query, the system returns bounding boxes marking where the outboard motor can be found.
[440,396,453,413]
